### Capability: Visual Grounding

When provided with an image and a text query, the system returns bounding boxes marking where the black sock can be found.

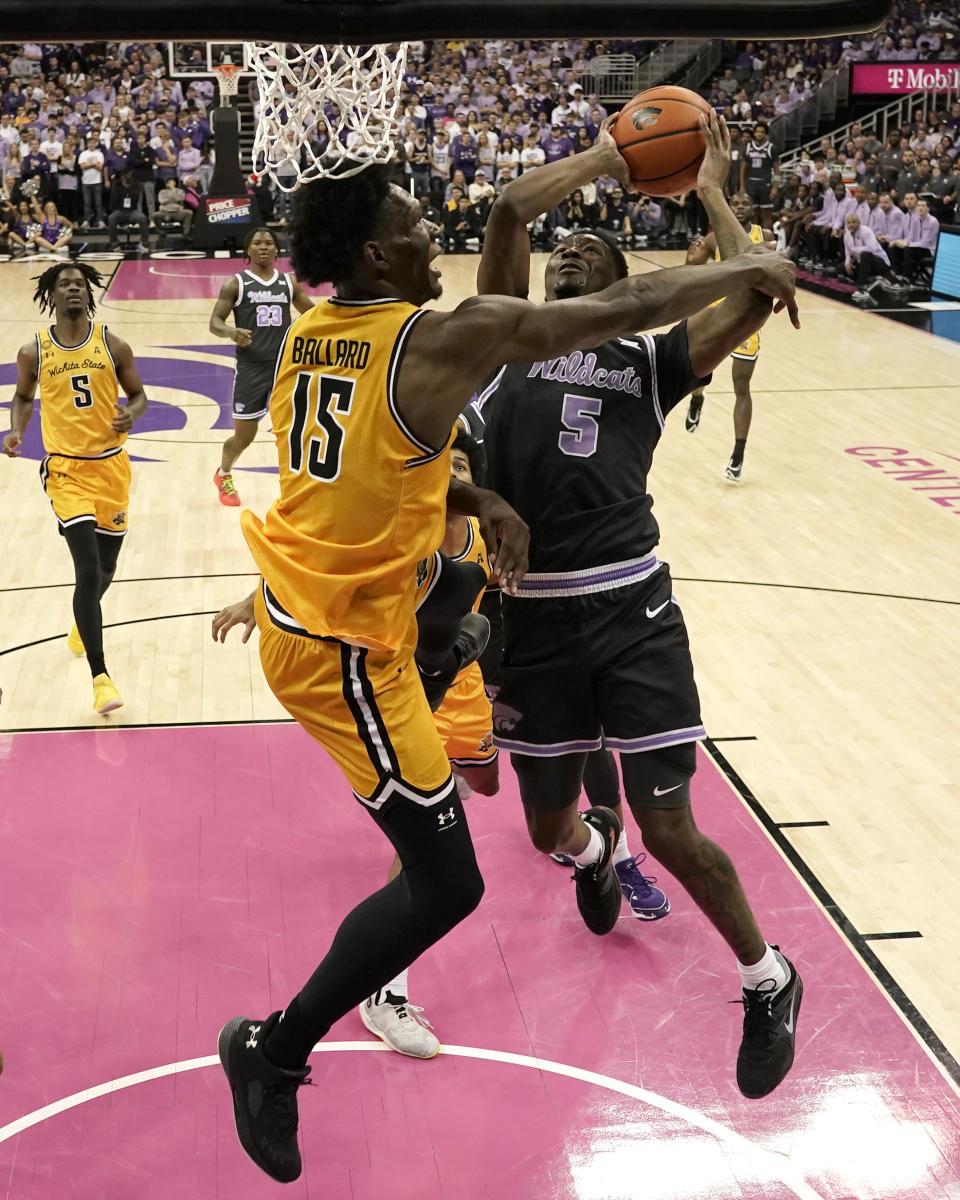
[689,392,704,410]
[731,438,747,468]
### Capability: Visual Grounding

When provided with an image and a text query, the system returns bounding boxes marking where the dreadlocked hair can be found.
[33,261,103,317]
[290,162,401,287]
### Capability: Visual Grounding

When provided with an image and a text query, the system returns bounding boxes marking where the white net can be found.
[245,42,408,189]
[212,64,242,103]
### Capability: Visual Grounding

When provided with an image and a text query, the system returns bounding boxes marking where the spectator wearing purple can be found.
[541,123,574,164]
[176,135,200,183]
[844,212,890,300]
[451,130,478,183]
[103,135,128,188]
[890,195,940,279]
[21,136,51,199]
[851,182,872,225]
[871,191,906,246]
[804,179,856,267]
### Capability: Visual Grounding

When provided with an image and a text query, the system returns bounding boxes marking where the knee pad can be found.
[620,742,696,809]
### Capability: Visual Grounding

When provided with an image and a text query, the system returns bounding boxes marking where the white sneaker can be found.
[359,992,440,1059]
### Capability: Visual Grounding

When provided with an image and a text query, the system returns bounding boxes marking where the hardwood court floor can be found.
[0,249,959,1138]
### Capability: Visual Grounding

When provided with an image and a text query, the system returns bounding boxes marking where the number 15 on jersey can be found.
[288,371,355,483]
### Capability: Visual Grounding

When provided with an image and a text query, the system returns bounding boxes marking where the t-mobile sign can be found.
[852,62,960,93]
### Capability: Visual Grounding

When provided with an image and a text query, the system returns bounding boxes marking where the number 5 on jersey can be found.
[289,371,355,482]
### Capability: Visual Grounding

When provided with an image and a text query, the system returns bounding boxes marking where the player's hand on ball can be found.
[746,244,801,329]
[212,591,257,643]
[2,431,22,457]
[596,115,632,189]
[696,112,731,194]
[111,403,134,432]
[233,328,253,347]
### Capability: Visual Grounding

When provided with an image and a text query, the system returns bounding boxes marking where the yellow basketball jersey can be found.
[242,298,452,655]
[36,322,122,457]
[714,223,766,260]
[452,516,490,613]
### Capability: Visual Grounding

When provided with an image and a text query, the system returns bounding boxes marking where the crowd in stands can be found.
[1,20,959,298]
[0,40,210,255]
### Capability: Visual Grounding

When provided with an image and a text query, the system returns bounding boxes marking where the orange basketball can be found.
[612,86,713,197]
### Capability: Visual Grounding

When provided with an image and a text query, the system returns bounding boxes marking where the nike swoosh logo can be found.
[645,600,670,619]
[784,991,798,1035]
[652,783,683,796]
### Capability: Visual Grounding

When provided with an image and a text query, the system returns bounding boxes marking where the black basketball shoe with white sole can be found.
[735,948,803,1099]
[572,806,622,935]
[218,1011,312,1183]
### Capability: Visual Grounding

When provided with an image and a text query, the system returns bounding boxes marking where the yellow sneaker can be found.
[92,673,123,715]
[66,622,85,656]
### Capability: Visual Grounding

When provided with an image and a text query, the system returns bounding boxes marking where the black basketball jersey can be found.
[744,140,776,182]
[233,268,294,363]
[479,321,704,573]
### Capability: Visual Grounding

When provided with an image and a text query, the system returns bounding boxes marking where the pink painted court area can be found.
[108,258,334,301]
[0,725,957,1199]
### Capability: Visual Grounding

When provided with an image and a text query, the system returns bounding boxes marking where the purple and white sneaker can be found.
[615,854,670,920]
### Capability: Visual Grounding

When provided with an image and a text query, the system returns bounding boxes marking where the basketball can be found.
[612,86,714,197]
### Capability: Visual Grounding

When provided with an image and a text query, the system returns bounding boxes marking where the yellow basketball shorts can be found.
[434,662,497,769]
[254,583,453,809]
[40,449,131,536]
[731,330,760,362]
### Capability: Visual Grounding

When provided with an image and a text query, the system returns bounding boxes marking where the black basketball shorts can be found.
[232,359,276,421]
[744,177,772,208]
[492,564,705,757]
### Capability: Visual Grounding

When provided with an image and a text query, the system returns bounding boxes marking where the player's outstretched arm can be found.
[2,343,39,458]
[209,276,251,346]
[291,279,314,314]
[477,117,630,299]
[447,478,529,593]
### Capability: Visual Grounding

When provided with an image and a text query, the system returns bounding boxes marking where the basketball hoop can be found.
[244,42,407,189]
[212,63,243,105]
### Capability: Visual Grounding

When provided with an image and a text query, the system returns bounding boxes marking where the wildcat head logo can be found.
[492,702,523,735]
[632,106,663,130]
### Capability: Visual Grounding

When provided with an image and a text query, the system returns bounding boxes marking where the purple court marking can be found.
[0,728,957,1198]
[109,258,334,301]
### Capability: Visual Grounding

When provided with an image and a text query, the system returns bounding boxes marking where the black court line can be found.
[0,610,217,657]
[704,738,960,1086]
[777,820,830,828]
[0,572,257,595]
[862,931,924,941]
[1,717,296,735]
[709,735,758,743]
[675,577,960,608]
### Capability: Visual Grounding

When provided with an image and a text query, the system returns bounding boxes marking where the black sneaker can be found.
[735,949,803,1098]
[218,1011,311,1182]
[723,457,743,483]
[419,612,490,711]
[572,806,622,935]
[685,396,703,433]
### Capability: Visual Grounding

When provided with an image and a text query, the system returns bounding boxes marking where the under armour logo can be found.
[437,807,456,826]
[632,105,663,130]
[245,1024,262,1048]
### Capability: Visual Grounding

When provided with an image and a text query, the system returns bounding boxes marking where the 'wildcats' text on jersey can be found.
[233,269,295,363]
[478,322,705,573]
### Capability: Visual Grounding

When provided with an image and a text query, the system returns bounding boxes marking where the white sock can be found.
[453,772,473,801]
[218,466,229,477]
[570,822,604,868]
[375,968,408,1005]
[738,944,789,995]
[611,826,632,867]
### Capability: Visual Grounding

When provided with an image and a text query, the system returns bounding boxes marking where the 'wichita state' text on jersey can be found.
[233,269,294,363]
[35,321,122,457]
[478,322,704,573]
[241,298,452,655]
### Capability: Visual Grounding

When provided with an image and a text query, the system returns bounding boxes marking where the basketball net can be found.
[212,63,243,106]
[245,42,408,189]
